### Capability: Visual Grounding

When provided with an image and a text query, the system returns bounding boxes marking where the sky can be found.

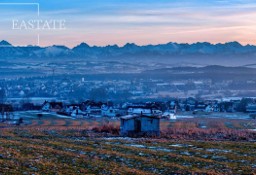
[0,0,256,47]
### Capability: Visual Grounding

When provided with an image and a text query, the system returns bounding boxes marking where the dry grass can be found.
[0,117,255,174]
[0,125,255,174]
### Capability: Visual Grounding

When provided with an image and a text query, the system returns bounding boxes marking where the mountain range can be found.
[1,40,256,66]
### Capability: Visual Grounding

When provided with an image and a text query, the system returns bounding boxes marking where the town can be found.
[1,96,256,123]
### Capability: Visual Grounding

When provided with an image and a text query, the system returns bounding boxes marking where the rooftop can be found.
[121,115,160,120]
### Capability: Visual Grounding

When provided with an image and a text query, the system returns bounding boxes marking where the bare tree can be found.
[0,88,6,104]
[1,106,4,122]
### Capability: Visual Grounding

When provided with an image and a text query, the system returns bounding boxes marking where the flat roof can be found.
[121,115,160,120]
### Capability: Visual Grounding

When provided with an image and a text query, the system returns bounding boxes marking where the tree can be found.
[20,95,31,110]
[0,88,6,103]
[236,98,254,112]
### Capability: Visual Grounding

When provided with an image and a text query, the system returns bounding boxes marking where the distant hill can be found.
[0,40,256,66]
[0,40,12,46]
[141,65,256,82]
[144,65,256,74]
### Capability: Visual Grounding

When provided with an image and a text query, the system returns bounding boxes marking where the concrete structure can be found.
[120,115,160,137]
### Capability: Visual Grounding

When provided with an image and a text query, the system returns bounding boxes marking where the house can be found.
[80,101,105,117]
[212,103,221,112]
[86,104,102,117]
[101,105,120,117]
[220,101,235,112]
[127,105,162,116]
[185,97,197,111]
[169,100,178,113]
[246,103,256,119]
[71,108,85,118]
[120,114,160,137]
[162,111,176,120]
[205,105,213,112]
[42,101,63,112]
[60,104,85,118]
[193,102,207,114]
[246,103,256,113]
[127,107,151,116]
[205,103,220,112]
[64,104,78,113]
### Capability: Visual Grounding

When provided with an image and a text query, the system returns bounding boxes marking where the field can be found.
[0,115,256,174]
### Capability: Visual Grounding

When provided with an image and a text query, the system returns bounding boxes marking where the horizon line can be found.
[0,40,254,49]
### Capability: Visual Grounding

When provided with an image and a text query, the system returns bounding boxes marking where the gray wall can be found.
[141,117,159,132]
[121,118,135,134]
[121,117,160,135]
